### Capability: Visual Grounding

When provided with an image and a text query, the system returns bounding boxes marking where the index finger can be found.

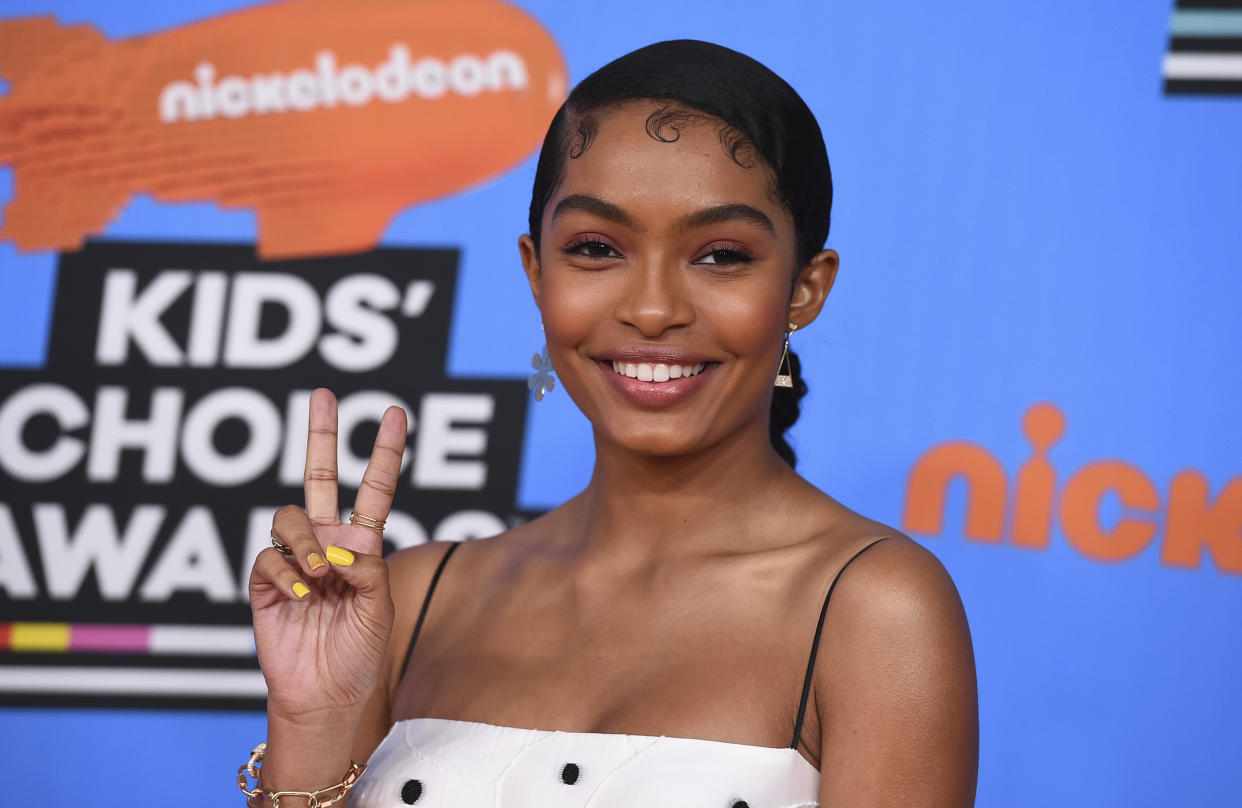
[304,388,339,525]
[352,405,408,527]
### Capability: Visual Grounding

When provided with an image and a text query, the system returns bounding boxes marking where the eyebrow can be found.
[679,203,775,236]
[551,194,776,237]
[551,195,638,229]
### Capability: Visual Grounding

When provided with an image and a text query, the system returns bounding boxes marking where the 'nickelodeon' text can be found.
[159,45,529,123]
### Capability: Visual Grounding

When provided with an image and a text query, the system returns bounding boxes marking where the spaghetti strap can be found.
[790,537,892,750]
[396,541,462,683]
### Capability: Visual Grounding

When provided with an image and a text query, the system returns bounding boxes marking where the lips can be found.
[594,350,718,408]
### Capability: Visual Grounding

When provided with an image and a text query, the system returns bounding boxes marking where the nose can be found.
[612,256,694,337]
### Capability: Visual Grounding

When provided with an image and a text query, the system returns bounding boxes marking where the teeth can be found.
[609,361,707,382]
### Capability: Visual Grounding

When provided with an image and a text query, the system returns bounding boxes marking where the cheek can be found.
[537,271,611,345]
[701,281,792,356]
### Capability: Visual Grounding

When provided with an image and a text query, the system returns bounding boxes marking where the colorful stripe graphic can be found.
[0,623,260,702]
[1165,2,1242,94]
[0,666,267,697]
[0,623,256,656]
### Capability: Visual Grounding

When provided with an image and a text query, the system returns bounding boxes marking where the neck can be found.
[564,422,801,565]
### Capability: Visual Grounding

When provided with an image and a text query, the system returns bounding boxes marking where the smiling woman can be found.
[518,95,824,462]
[247,40,978,808]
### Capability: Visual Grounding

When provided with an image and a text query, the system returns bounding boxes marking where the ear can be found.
[788,248,839,329]
[518,233,542,309]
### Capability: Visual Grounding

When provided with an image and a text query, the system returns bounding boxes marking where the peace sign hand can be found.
[250,388,405,724]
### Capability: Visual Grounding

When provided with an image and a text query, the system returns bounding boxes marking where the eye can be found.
[564,237,621,259]
[694,243,754,266]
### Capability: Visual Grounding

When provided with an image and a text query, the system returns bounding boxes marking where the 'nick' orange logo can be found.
[0,0,566,259]
[903,403,1241,575]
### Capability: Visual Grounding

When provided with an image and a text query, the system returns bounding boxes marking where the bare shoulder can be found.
[816,535,974,694]
[383,515,554,653]
[787,481,963,630]
[827,536,968,626]
[386,503,569,603]
[812,535,979,806]
[386,538,465,599]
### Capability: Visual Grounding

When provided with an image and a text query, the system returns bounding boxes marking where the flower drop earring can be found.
[528,324,556,402]
[774,323,797,388]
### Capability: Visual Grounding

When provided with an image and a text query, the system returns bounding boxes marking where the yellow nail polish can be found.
[325,545,354,566]
[308,553,326,570]
[292,582,310,599]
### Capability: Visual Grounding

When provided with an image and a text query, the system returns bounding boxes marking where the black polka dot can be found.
[400,779,423,804]
[560,763,581,784]
[731,802,750,808]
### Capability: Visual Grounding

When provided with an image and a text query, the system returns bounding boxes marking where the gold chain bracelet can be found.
[237,742,366,807]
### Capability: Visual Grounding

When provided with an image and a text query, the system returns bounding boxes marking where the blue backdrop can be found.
[1,1,1239,805]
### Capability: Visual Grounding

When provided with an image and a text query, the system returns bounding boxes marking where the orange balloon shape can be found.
[0,0,567,259]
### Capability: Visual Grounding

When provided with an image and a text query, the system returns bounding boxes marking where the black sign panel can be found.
[0,241,536,709]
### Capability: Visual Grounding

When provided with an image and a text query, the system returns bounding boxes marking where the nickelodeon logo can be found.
[903,403,1241,575]
[0,0,566,259]
[160,45,529,124]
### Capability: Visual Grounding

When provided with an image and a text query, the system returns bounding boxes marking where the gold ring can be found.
[348,511,386,532]
[270,531,294,556]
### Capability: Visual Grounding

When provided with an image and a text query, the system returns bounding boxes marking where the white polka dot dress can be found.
[352,717,820,808]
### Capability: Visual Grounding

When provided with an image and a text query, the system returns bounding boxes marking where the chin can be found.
[599,422,706,459]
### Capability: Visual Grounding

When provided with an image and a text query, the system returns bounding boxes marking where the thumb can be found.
[324,545,394,616]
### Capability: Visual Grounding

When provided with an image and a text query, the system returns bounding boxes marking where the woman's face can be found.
[521,101,835,460]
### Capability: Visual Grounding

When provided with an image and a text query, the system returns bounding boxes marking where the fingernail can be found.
[325,546,354,566]
[308,553,326,570]
[292,582,310,599]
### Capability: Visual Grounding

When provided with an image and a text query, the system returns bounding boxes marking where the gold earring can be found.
[774,323,797,388]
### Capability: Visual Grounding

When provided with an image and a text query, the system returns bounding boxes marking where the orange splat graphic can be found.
[0,0,566,259]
